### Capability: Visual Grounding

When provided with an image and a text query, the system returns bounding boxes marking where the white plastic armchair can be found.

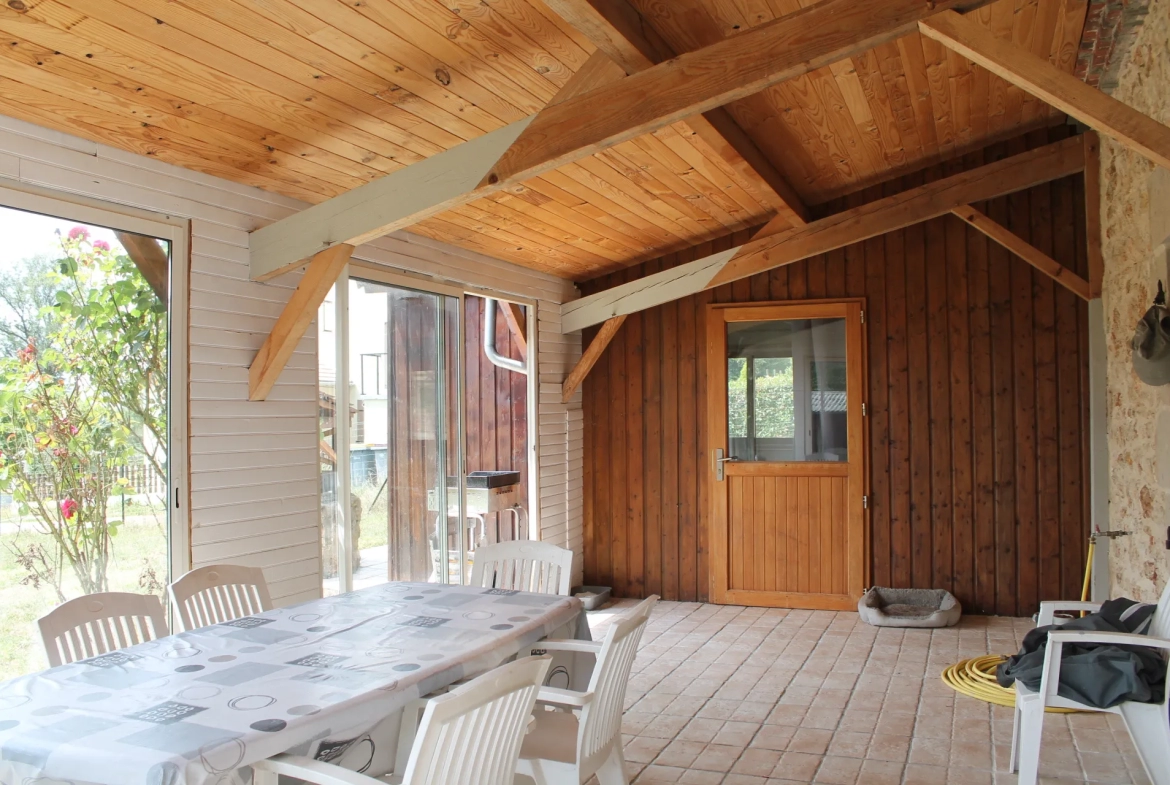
[252,655,552,785]
[1012,581,1170,785]
[38,592,169,667]
[470,540,574,596]
[168,564,272,631]
[516,595,659,785]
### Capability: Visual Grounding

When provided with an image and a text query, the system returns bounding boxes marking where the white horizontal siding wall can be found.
[0,113,585,604]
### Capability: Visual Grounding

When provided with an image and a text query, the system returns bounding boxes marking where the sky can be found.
[0,204,124,269]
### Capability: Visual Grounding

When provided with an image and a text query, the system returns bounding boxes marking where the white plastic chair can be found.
[251,654,552,785]
[37,592,169,667]
[167,564,272,631]
[470,540,574,596]
[1011,581,1170,785]
[516,595,659,785]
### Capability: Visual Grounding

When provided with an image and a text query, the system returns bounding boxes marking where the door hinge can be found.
[860,310,865,324]
[175,488,180,509]
[862,402,867,417]
[862,495,869,509]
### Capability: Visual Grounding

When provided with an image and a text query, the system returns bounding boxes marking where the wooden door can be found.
[707,301,867,610]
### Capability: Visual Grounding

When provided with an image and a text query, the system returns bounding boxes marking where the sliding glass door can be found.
[320,276,464,595]
[0,194,186,678]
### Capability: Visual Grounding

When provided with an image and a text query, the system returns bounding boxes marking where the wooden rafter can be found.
[115,231,169,305]
[562,315,627,403]
[920,11,1170,171]
[1082,132,1104,298]
[949,205,1091,300]
[561,135,1086,333]
[249,0,993,281]
[542,0,810,226]
[500,301,528,359]
[249,243,354,401]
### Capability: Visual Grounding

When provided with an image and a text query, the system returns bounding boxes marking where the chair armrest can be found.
[527,639,601,656]
[1047,630,1170,651]
[536,686,594,709]
[1037,601,1102,626]
[253,754,378,785]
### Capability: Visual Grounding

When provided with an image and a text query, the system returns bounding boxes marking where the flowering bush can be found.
[0,227,163,598]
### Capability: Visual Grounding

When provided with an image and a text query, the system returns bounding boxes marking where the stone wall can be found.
[1100,0,1170,601]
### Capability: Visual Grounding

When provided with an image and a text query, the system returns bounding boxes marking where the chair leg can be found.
[1009,703,1021,773]
[1124,706,1170,785]
[595,745,628,785]
[1015,698,1046,785]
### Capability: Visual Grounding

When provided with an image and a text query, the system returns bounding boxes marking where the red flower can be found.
[15,339,35,365]
[93,240,110,252]
[60,498,78,520]
[67,226,89,241]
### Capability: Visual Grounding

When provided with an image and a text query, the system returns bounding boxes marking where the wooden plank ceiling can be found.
[0,0,1086,281]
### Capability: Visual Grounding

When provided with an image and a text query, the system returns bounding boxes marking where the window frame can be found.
[0,180,192,583]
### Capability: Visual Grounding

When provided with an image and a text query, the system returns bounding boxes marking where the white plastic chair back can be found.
[168,564,272,631]
[1149,580,1170,640]
[576,595,656,773]
[251,656,551,785]
[470,540,574,596]
[38,592,169,667]
[402,655,552,784]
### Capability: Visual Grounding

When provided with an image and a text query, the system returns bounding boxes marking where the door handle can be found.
[714,449,739,481]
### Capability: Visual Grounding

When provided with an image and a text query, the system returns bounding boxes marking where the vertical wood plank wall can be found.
[581,129,1091,617]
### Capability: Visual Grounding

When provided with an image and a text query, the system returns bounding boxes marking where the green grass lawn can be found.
[0,506,168,680]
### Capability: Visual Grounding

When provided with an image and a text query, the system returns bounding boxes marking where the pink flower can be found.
[93,240,110,252]
[60,498,78,520]
[15,339,35,365]
[67,226,89,241]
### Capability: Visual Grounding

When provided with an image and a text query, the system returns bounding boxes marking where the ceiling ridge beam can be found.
[541,0,810,225]
[249,0,993,281]
[561,135,1085,334]
[919,10,1170,171]
[950,204,1092,300]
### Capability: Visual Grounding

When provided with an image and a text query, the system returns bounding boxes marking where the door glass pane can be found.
[727,318,848,462]
[0,207,171,677]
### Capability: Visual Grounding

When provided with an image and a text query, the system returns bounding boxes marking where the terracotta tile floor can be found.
[585,601,1152,785]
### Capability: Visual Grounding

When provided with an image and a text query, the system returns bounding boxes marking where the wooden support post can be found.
[562,315,627,403]
[499,301,528,359]
[249,243,354,401]
[1083,132,1104,298]
[920,11,1170,170]
[950,205,1092,300]
[115,231,169,305]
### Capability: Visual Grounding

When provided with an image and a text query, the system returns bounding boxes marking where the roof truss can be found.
[247,0,992,282]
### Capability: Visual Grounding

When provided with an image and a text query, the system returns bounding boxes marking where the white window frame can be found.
[0,181,192,582]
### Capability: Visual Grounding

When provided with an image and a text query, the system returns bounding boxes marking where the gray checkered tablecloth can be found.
[0,582,587,785]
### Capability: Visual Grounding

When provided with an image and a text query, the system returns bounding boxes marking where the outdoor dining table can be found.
[0,581,588,785]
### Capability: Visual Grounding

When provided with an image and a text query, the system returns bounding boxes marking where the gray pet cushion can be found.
[858,587,962,628]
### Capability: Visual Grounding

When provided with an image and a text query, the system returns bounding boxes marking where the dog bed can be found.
[858,587,962,628]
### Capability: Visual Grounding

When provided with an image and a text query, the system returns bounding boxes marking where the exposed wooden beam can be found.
[1083,131,1104,298]
[562,136,1085,333]
[542,0,810,225]
[500,301,528,359]
[920,10,1170,171]
[250,0,991,281]
[950,205,1092,299]
[249,243,354,401]
[562,315,627,403]
[115,231,168,305]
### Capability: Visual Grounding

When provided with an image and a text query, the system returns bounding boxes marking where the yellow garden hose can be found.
[940,654,1079,713]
